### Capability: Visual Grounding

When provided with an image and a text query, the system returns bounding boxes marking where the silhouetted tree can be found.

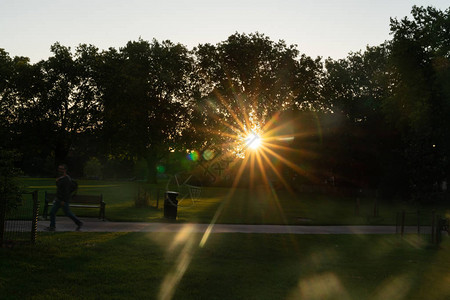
[322,45,395,190]
[36,43,103,169]
[192,33,323,152]
[99,39,195,182]
[385,5,450,201]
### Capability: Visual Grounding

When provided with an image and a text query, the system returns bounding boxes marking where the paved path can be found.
[36,217,429,234]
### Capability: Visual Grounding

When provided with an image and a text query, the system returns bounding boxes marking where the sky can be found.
[1,0,449,63]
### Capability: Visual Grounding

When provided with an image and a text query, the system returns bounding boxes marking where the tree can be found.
[36,43,102,170]
[0,49,14,147]
[319,45,394,190]
[0,50,57,175]
[0,148,23,214]
[99,39,195,182]
[192,33,323,153]
[385,5,450,201]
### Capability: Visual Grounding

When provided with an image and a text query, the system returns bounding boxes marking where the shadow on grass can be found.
[1,231,450,299]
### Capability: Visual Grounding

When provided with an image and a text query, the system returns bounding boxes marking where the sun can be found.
[245,132,262,150]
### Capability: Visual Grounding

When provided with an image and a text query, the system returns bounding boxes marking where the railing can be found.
[0,190,39,247]
[396,209,449,245]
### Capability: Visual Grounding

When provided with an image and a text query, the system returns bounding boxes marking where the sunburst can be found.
[245,132,262,150]
[195,91,319,188]
[192,91,328,255]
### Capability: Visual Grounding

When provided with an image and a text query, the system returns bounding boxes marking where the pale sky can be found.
[1,0,449,63]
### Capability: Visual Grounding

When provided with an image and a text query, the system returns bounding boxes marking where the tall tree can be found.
[0,49,14,146]
[322,45,394,190]
[34,43,103,173]
[386,5,450,201]
[100,39,195,182]
[192,32,323,153]
[0,51,55,175]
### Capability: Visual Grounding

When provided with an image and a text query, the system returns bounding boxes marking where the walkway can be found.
[37,217,428,234]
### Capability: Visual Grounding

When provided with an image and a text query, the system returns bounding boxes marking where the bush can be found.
[83,157,102,179]
[0,149,23,213]
[102,157,134,179]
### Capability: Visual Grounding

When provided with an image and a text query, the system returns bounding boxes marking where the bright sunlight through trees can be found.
[245,132,262,150]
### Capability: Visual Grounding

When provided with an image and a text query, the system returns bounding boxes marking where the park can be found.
[1,4,450,300]
[1,178,449,299]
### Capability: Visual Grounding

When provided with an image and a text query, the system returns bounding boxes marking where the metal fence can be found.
[0,191,39,247]
[396,209,449,245]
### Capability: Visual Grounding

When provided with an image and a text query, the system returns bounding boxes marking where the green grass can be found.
[19,178,450,225]
[1,233,449,299]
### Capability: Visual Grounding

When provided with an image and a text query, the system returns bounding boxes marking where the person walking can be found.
[46,164,83,231]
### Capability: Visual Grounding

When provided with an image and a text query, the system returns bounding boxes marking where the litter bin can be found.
[164,191,179,219]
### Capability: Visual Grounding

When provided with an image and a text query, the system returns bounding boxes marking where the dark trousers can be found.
[49,200,82,228]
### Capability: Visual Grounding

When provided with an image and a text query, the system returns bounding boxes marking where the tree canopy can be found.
[0,5,449,201]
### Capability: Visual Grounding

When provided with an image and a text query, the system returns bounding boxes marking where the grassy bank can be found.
[1,233,449,300]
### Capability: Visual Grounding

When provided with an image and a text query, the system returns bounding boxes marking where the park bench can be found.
[43,192,106,220]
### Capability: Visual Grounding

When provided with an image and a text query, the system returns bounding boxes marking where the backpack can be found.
[69,177,78,194]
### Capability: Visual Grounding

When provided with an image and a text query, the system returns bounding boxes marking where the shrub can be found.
[0,149,23,213]
[83,157,102,179]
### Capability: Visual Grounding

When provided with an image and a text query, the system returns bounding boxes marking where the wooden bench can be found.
[43,192,106,220]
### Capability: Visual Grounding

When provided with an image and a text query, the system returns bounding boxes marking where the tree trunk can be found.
[55,137,69,167]
[146,156,158,184]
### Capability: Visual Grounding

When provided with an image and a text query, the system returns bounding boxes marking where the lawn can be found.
[19,178,450,225]
[6,179,450,299]
[1,232,449,300]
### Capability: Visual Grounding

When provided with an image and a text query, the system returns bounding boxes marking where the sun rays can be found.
[190,88,326,252]
[223,105,319,191]
[159,91,327,299]
[194,85,326,194]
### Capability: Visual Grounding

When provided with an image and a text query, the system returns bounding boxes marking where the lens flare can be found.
[186,151,199,161]
[190,85,327,250]
[202,149,215,161]
[157,165,166,174]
